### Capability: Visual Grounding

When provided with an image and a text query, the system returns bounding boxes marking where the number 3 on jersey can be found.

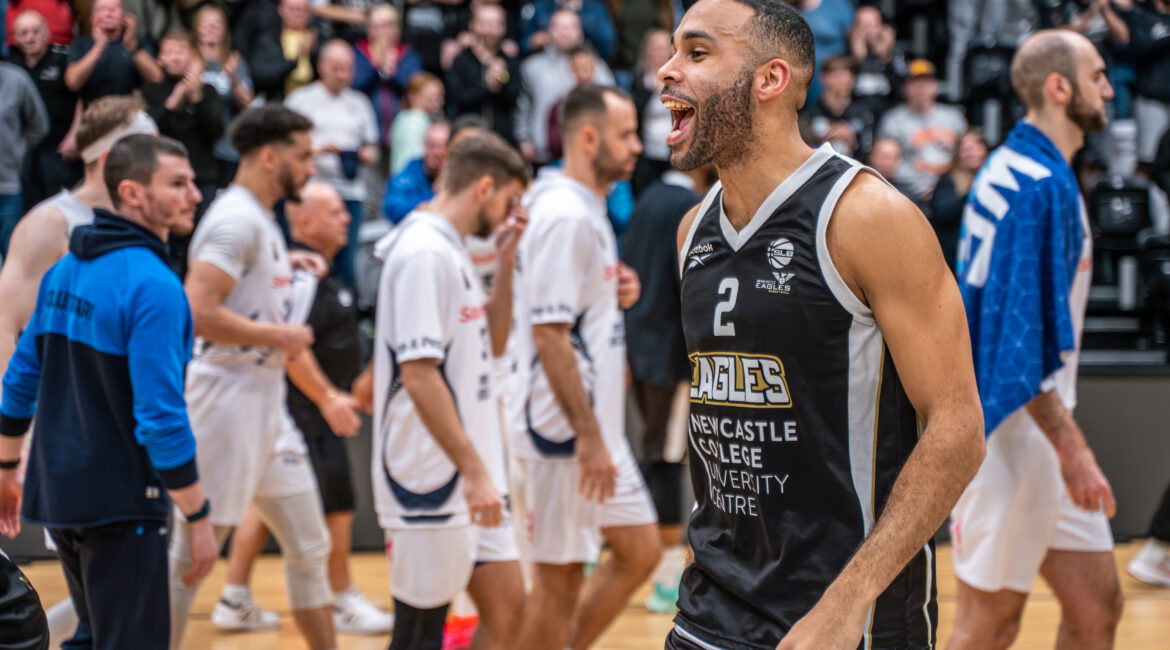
[713,277,738,336]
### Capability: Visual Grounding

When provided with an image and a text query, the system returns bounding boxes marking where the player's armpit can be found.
[817,172,984,604]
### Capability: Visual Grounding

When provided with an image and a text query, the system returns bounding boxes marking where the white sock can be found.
[653,545,685,586]
[221,584,252,604]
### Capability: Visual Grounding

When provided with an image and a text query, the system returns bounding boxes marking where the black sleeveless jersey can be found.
[674,146,936,650]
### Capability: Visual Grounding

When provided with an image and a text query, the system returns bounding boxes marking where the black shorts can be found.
[302,423,356,514]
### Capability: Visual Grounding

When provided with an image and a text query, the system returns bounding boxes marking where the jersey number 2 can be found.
[713,277,738,336]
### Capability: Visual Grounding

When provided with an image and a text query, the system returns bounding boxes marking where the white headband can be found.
[80,111,159,164]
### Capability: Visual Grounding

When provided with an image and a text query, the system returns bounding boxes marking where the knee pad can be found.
[641,460,684,525]
[389,600,449,650]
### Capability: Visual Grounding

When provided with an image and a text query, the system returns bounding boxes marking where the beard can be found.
[474,207,494,239]
[1067,85,1107,134]
[592,138,634,186]
[278,162,304,202]
[671,67,755,172]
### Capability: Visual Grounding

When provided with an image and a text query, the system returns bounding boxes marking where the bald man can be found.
[950,30,1122,650]
[213,182,394,635]
[285,39,379,287]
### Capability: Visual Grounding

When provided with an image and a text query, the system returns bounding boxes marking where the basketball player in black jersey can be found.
[659,1,986,649]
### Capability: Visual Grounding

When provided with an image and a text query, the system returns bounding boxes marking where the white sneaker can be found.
[210,596,281,631]
[1127,539,1170,588]
[333,587,395,634]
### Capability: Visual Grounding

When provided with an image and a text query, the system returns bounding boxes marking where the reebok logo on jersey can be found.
[756,237,796,294]
[687,241,715,270]
[690,352,792,408]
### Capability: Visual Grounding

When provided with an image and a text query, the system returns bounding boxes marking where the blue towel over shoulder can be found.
[957,121,1085,435]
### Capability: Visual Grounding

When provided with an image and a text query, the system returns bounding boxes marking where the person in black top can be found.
[64,0,163,105]
[799,54,877,161]
[929,128,988,272]
[446,2,521,143]
[10,10,81,209]
[621,163,717,614]
[660,1,984,648]
[141,29,223,276]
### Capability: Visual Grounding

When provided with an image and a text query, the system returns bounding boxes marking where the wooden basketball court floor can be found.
[19,541,1170,649]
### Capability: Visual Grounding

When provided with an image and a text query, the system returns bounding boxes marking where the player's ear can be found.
[1045,72,1073,108]
[117,179,144,210]
[757,58,792,104]
[474,174,494,201]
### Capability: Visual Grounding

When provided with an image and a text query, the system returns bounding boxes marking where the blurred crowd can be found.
[0,0,1169,280]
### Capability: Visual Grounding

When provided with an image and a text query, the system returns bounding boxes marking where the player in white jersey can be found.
[168,105,349,650]
[372,133,529,650]
[949,32,1122,650]
[511,84,661,650]
[0,95,157,646]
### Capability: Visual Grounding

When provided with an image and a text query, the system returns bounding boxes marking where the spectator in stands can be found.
[515,9,613,165]
[285,39,379,285]
[141,30,222,214]
[400,0,462,75]
[546,45,599,160]
[521,0,615,61]
[65,0,163,105]
[794,0,855,104]
[631,27,672,196]
[389,70,444,174]
[930,128,989,272]
[6,0,71,45]
[279,0,319,98]
[194,4,254,189]
[230,0,294,102]
[447,2,520,143]
[849,5,905,115]
[311,0,370,43]
[1119,0,1170,168]
[9,9,80,209]
[869,137,922,206]
[800,54,877,161]
[946,0,1038,104]
[354,4,422,160]
[0,58,47,257]
[878,58,968,202]
[381,119,451,223]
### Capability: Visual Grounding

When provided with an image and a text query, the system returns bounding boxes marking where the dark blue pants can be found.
[0,193,24,260]
[50,521,169,650]
[21,149,83,211]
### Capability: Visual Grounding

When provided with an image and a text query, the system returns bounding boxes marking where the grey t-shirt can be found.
[877,103,968,199]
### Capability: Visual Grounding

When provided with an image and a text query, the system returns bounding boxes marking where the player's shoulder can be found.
[830,169,931,252]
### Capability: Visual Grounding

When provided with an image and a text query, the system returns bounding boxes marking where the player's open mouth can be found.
[663,97,695,146]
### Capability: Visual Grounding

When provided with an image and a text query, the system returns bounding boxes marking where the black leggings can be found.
[388,600,450,650]
[1149,480,1170,543]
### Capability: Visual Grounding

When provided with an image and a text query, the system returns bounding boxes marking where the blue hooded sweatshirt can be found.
[0,210,198,528]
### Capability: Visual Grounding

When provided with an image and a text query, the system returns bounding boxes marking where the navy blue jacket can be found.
[0,210,198,528]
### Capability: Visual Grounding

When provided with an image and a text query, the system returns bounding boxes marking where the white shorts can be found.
[385,523,519,609]
[186,363,286,526]
[520,454,658,565]
[255,411,318,500]
[950,409,1114,593]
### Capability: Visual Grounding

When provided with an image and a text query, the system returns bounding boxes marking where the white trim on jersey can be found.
[922,542,935,645]
[718,144,835,252]
[814,164,873,324]
[673,624,728,650]
[679,181,723,279]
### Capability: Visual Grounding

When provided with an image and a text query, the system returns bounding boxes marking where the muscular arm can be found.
[781,174,985,648]
[185,261,288,347]
[485,257,514,357]
[65,41,105,91]
[0,209,69,386]
[1025,389,1116,515]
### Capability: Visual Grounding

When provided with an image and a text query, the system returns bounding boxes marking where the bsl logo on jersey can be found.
[690,351,792,408]
[756,237,795,294]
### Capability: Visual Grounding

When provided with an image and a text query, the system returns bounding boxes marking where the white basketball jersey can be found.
[508,169,631,469]
[188,185,294,372]
[372,211,507,529]
[44,190,93,235]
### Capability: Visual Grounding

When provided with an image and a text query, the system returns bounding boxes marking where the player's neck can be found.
[562,155,607,199]
[232,164,282,211]
[1025,110,1084,164]
[716,129,815,231]
[73,170,113,212]
[428,192,475,238]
